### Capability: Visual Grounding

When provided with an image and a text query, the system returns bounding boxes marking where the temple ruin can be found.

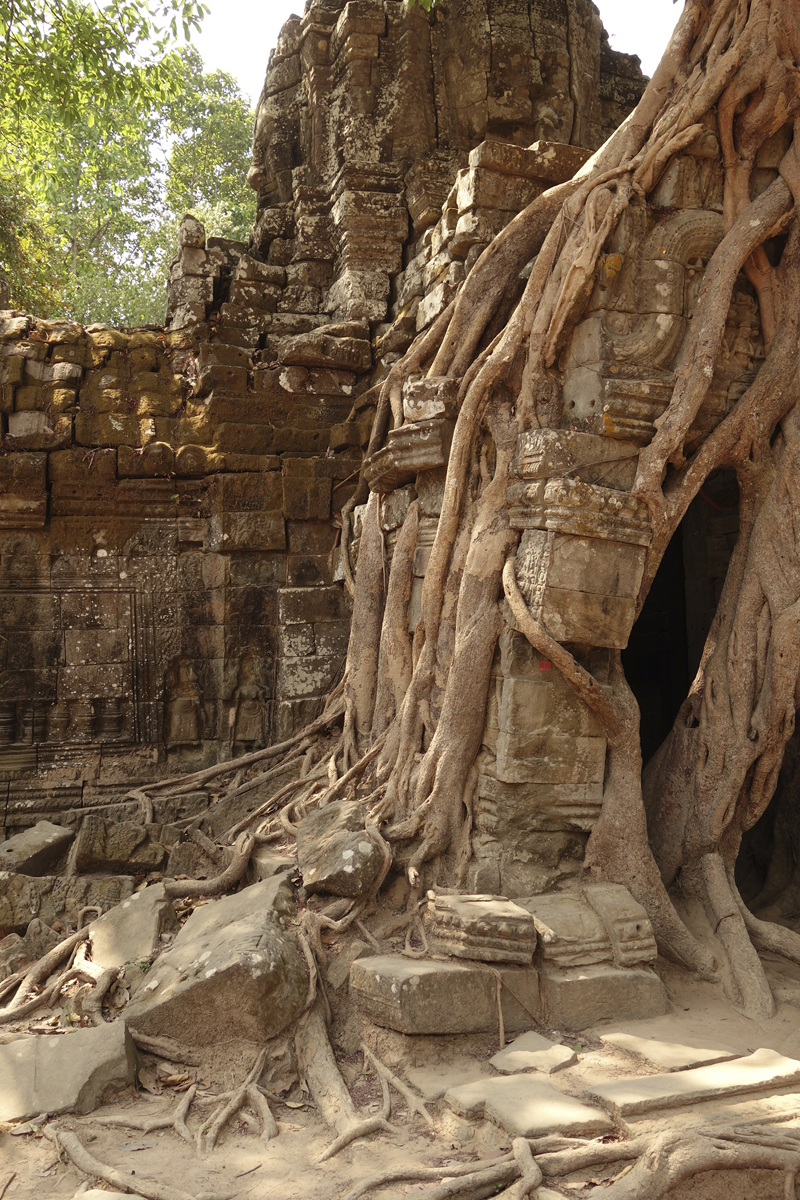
[4,1,800,1196]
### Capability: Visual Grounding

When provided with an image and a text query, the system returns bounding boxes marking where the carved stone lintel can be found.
[364,417,453,493]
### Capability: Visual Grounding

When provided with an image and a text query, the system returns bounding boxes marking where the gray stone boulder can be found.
[89,883,177,988]
[0,917,61,980]
[72,814,168,875]
[124,876,307,1045]
[296,801,384,898]
[0,820,74,876]
[0,1021,137,1121]
[0,873,135,938]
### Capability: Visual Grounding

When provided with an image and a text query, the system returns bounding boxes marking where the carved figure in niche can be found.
[228,649,268,752]
[164,654,202,748]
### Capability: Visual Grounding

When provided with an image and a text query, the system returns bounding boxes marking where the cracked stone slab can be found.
[490,1030,577,1074]
[601,1032,740,1073]
[444,1074,612,1138]
[586,1048,800,1117]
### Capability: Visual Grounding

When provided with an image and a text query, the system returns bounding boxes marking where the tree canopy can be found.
[0,2,253,324]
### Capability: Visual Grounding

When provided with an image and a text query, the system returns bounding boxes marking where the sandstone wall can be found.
[0,0,646,833]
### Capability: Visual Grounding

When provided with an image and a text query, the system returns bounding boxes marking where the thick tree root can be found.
[494,1138,543,1200]
[163,832,254,900]
[130,1033,201,1065]
[0,927,89,1020]
[46,1127,235,1200]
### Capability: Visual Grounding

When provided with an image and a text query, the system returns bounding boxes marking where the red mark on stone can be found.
[539,661,551,670]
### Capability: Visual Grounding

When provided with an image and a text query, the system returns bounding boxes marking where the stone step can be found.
[540,964,666,1028]
[586,1048,800,1117]
[349,954,540,1035]
[490,1030,577,1075]
[601,1032,739,1073]
[444,1074,613,1139]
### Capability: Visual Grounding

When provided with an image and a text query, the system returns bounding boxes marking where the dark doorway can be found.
[622,527,690,766]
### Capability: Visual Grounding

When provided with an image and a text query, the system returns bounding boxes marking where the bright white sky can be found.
[193,0,682,108]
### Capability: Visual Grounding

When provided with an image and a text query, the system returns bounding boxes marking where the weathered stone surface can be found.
[72,815,168,875]
[444,1074,612,1138]
[349,955,540,1035]
[539,965,667,1029]
[327,938,370,990]
[0,918,60,979]
[125,877,306,1045]
[600,1032,739,1073]
[0,873,135,938]
[296,801,384,899]
[519,886,657,968]
[89,882,177,978]
[247,849,295,885]
[0,820,74,875]
[586,1049,800,1117]
[490,1030,577,1075]
[426,893,537,964]
[0,1021,137,1121]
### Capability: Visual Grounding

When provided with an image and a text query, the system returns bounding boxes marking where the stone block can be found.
[350,955,540,1034]
[426,893,537,964]
[600,1033,739,1073]
[0,873,135,937]
[0,820,74,875]
[296,801,384,898]
[495,729,606,786]
[444,1074,612,1139]
[402,375,458,423]
[518,885,657,969]
[278,586,350,624]
[456,166,538,214]
[489,1030,577,1075]
[89,883,177,975]
[539,965,666,1029]
[246,849,295,885]
[124,877,307,1045]
[0,918,60,979]
[279,329,371,371]
[0,1021,137,1121]
[72,815,168,875]
[326,938,370,990]
[586,1049,800,1118]
[468,139,591,184]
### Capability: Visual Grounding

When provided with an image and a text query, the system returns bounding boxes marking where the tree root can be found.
[0,927,88,1017]
[361,1042,433,1126]
[129,1032,201,1065]
[494,1138,543,1200]
[162,832,254,900]
[196,1046,269,1153]
[46,1127,234,1200]
[84,1085,197,1144]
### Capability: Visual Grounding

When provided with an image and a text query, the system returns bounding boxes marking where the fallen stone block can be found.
[490,1030,577,1075]
[587,1048,800,1118]
[124,877,307,1045]
[247,848,295,885]
[71,814,168,875]
[445,1074,612,1138]
[327,938,369,990]
[0,917,61,980]
[0,820,74,876]
[0,873,135,938]
[539,965,666,1029]
[0,1021,137,1122]
[426,893,537,964]
[518,884,657,969]
[89,883,177,984]
[601,1032,739,1073]
[296,801,384,899]
[350,954,540,1034]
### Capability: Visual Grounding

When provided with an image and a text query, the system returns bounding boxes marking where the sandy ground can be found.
[4,955,800,1200]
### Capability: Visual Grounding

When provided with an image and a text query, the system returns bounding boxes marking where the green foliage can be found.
[0,0,208,124]
[0,40,254,325]
[406,0,440,10]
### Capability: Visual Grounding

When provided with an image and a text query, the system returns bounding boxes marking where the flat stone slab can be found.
[445,1074,612,1138]
[350,954,540,1035]
[0,1021,137,1122]
[587,1048,800,1117]
[125,876,306,1045]
[601,1032,740,1073]
[0,821,74,876]
[426,893,537,964]
[490,1030,577,1075]
[405,1060,495,1102]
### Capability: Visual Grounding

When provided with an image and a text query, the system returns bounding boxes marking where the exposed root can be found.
[196,1047,269,1153]
[129,1033,201,1065]
[0,927,89,1024]
[85,1085,197,1144]
[163,832,254,899]
[46,1127,234,1200]
[494,1138,543,1200]
[361,1042,433,1126]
